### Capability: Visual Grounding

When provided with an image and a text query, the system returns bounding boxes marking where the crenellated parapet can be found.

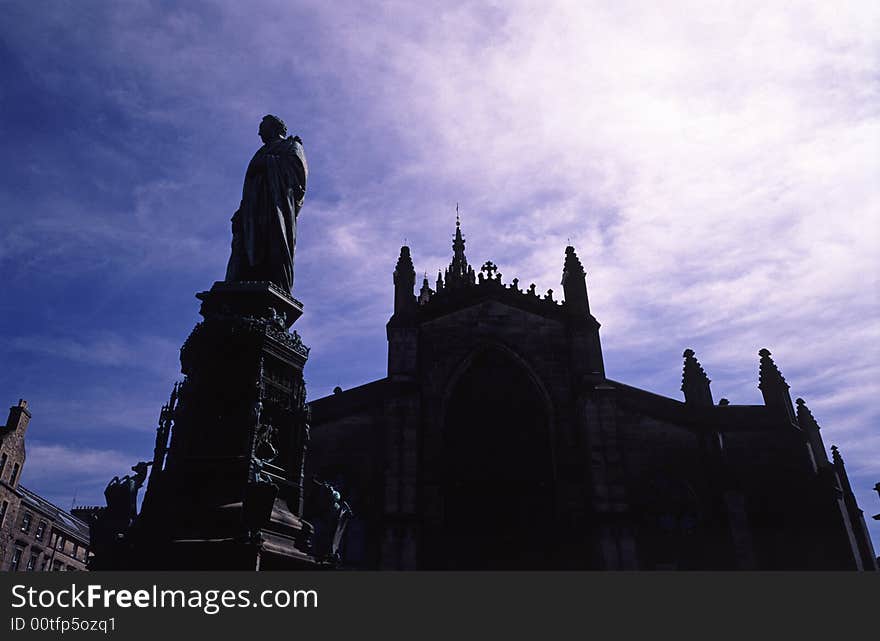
[422,257,567,321]
[385,217,605,380]
[404,219,571,322]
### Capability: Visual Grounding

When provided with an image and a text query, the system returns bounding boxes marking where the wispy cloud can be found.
[20,442,140,511]
[1,1,877,543]
[6,332,179,376]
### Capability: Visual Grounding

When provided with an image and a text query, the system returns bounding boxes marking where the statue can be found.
[225,114,308,294]
[308,477,353,564]
[103,461,151,530]
[90,461,152,567]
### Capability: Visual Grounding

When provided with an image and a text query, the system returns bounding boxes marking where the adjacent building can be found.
[0,400,90,571]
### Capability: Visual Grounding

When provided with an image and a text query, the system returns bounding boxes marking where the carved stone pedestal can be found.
[123,281,319,569]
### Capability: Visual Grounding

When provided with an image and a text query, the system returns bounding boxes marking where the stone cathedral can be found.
[306,219,877,570]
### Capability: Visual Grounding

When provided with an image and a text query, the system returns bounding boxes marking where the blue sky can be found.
[1,1,878,547]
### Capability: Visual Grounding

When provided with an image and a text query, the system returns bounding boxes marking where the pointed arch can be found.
[439,341,556,569]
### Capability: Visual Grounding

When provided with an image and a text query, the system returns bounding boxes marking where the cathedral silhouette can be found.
[306,219,877,570]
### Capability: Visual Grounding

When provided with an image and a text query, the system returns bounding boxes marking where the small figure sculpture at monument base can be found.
[307,477,353,565]
[88,461,152,569]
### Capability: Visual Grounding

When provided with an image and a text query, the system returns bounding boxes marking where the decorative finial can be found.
[681,348,713,405]
[796,397,825,462]
[830,445,843,465]
[758,347,788,388]
[480,260,498,281]
[561,244,589,314]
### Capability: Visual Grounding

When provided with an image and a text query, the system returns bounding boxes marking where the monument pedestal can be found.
[125,281,320,569]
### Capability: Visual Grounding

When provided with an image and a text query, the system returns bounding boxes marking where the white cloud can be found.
[6,332,179,378]
[2,0,877,543]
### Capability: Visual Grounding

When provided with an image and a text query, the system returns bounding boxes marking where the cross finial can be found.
[456,202,460,226]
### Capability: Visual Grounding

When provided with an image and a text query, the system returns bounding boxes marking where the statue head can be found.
[259,114,287,143]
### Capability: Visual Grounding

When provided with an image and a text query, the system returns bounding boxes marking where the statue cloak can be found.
[226,135,308,293]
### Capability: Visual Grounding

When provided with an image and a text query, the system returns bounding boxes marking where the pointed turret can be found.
[681,349,713,406]
[560,246,605,379]
[758,348,795,423]
[392,245,416,319]
[561,246,590,317]
[387,246,418,380]
[796,398,829,467]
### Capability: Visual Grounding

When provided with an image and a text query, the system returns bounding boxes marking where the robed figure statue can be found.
[225,114,308,294]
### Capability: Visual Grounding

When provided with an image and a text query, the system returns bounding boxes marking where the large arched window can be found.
[441,346,554,569]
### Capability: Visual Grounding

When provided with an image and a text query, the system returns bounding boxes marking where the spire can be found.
[758,348,795,422]
[796,397,829,467]
[681,349,713,406]
[446,211,471,288]
[561,245,590,316]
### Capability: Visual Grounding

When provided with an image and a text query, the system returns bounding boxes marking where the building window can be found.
[35,520,47,541]
[40,557,49,572]
[20,512,32,534]
[26,554,37,571]
[52,560,62,571]
[0,500,8,527]
[10,547,24,572]
[9,462,20,485]
[56,535,65,551]
[0,452,7,477]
